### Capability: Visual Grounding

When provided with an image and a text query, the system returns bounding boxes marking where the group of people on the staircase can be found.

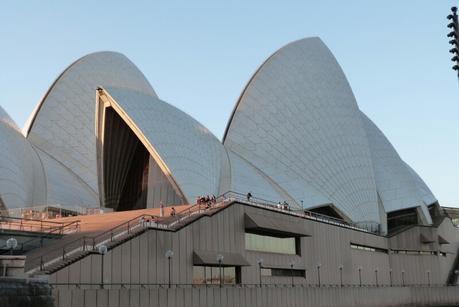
[196,195,217,208]
[137,203,184,228]
[139,194,225,229]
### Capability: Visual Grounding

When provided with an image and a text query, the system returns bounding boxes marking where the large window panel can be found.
[192,266,238,285]
[245,233,297,254]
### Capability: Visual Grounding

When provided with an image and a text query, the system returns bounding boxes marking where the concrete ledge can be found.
[0,255,26,277]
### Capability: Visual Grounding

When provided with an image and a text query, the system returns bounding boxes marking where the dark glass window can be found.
[261,268,305,277]
[192,266,238,284]
[350,243,388,254]
[245,233,298,254]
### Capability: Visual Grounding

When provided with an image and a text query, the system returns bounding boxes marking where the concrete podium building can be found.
[1,37,459,307]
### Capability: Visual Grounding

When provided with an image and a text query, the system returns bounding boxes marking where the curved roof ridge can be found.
[23,51,157,136]
[0,105,20,131]
[223,37,321,142]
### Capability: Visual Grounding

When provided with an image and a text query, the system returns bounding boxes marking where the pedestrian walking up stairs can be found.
[25,202,229,276]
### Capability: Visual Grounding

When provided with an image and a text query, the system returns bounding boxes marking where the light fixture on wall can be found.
[389,268,393,287]
[165,250,174,288]
[98,244,108,289]
[375,268,378,287]
[217,254,224,287]
[257,258,263,287]
[6,238,17,255]
[426,270,431,287]
[339,265,343,287]
[401,270,405,287]
[290,262,295,287]
[317,264,321,287]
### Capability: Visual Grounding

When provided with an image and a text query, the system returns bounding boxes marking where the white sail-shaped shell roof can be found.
[0,107,46,210]
[0,38,438,228]
[224,37,380,225]
[25,52,156,195]
[361,112,436,214]
[98,87,229,203]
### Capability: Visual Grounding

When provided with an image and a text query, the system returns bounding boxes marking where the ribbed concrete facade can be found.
[51,286,459,307]
[44,201,459,306]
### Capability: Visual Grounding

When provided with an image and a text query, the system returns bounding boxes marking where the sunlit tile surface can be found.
[0,39,438,228]
[224,38,380,224]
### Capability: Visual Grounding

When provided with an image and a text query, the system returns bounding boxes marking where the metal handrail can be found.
[0,220,80,256]
[0,215,72,233]
[27,213,168,273]
[26,204,220,273]
[220,191,377,233]
[46,282,455,289]
[27,192,379,273]
[21,220,81,250]
[90,213,157,246]
[165,203,215,227]
[0,215,69,225]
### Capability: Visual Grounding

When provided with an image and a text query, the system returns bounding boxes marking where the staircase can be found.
[29,220,149,275]
[35,227,147,275]
[27,201,231,276]
[37,250,94,274]
[26,204,208,275]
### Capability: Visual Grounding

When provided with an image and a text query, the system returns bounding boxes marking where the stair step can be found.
[39,230,147,273]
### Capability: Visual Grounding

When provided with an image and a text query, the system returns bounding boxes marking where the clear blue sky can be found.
[1,1,458,206]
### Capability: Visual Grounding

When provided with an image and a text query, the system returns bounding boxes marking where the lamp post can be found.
[401,270,405,287]
[389,269,393,287]
[339,265,343,287]
[165,250,174,288]
[257,258,263,287]
[358,267,362,287]
[447,6,459,81]
[290,262,294,287]
[98,244,108,289]
[217,254,224,287]
[6,238,17,256]
[317,264,321,287]
[375,268,378,287]
[427,270,431,286]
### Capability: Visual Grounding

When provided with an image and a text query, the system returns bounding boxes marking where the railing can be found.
[165,202,227,228]
[0,219,81,256]
[0,205,101,219]
[0,215,79,234]
[26,203,227,274]
[26,213,164,273]
[26,191,379,274]
[47,282,455,289]
[220,191,378,233]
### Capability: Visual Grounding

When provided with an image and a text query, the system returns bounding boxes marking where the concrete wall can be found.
[49,203,459,288]
[52,286,459,307]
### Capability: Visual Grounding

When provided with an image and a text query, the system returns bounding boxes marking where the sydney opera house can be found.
[1,38,459,307]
